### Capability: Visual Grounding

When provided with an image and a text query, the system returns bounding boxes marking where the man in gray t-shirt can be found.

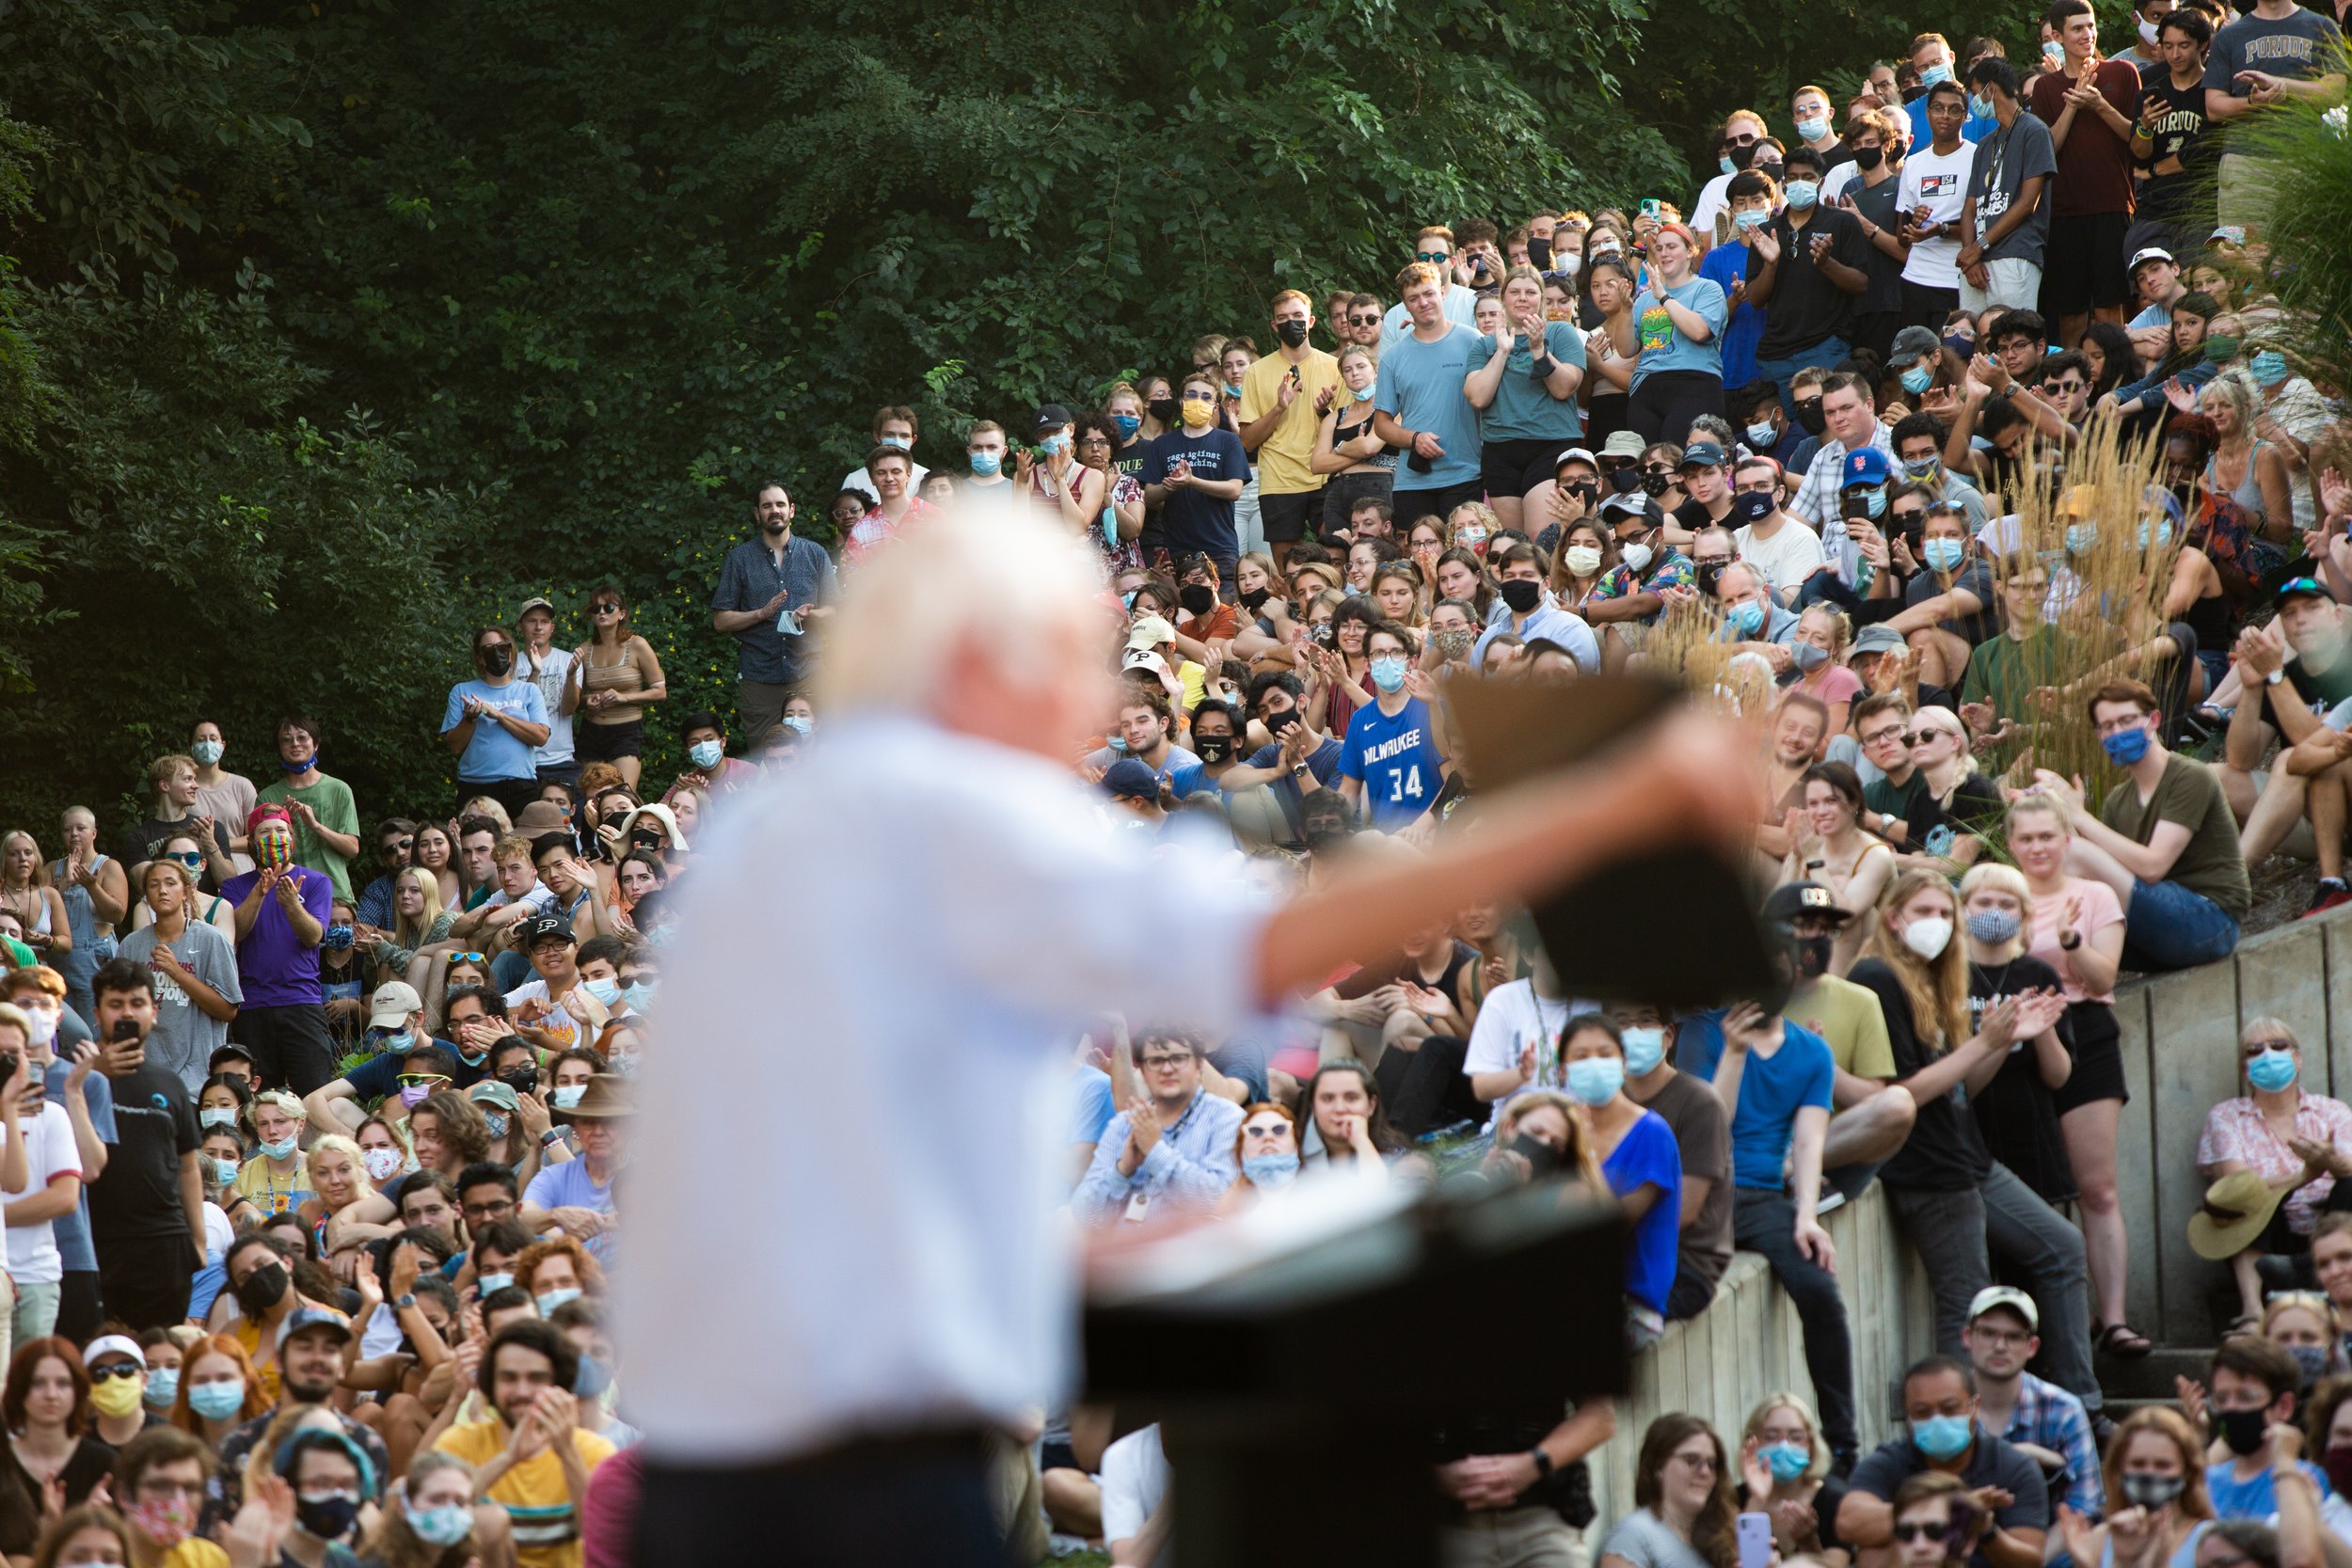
[1959,60,2058,313]
[2202,0,2346,217]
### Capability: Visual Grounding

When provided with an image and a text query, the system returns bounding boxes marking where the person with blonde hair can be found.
[114,853,241,1094]
[626,503,1760,1558]
[1735,1391,1843,1565]
[234,1090,312,1216]
[1957,863,2074,1208]
[2053,1406,2216,1568]
[1854,872,2100,1422]
[370,866,453,990]
[2197,1017,2352,1323]
[120,752,233,889]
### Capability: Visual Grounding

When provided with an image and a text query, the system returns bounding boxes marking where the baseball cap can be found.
[515,912,576,948]
[1761,881,1851,926]
[1125,614,1175,651]
[1031,404,1075,437]
[1841,447,1893,488]
[1599,430,1647,459]
[469,1080,520,1115]
[2128,245,2175,274]
[1966,1285,2039,1331]
[1887,325,1942,369]
[515,595,556,618]
[2276,576,2332,608]
[2209,225,2248,247]
[278,1306,356,1350]
[1102,759,1163,800]
[1679,440,1729,471]
[83,1334,145,1370]
[1598,493,1660,527]
[1850,624,1907,657]
[367,981,422,1030]
[1553,446,1600,474]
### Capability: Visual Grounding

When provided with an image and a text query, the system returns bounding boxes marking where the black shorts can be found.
[1481,436,1580,501]
[1257,487,1321,544]
[231,1004,338,1096]
[575,717,644,763]
[95,1237,196,1335]
[2051,999,2129,1114]
[2041,211,2132,315]
[1321,469,1393,535]
[1391,480,1486,528]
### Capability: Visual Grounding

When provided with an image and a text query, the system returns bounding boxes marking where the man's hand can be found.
[1121,1101,1164,1173]
[1722,1002,1768,1054]
[1748,226,1783,265]
[272,874,304,911]
[1411,431,1445,461]
[2027,768,2088,816]
[2237,619,2288,679]
[1794,1214,1837,1272]
[2235,69,2290,104]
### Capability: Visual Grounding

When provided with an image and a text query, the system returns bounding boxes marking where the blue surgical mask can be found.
[1747,420,1778,448]
[1243,1152,1301,1188]
[1040,433,1072,456]
[1566,1056,1625,1105]
[1720,154,1738,176]
[551,1085,586,1110]
[574,1354,615,1401]
[260,1135,298,1162]
[1965,908,2022,944]
[144,1369,180,1410]
[1105,735,1128,753]
[1919,63,1954,87]
[2251,351,2289,388]
[209,1156,241,1186]
[2102,725,2151,766]
[968,450,1002,477]
[1924,538,1965,572]
[1762,1441,1814,1483]
[2138,519,2173,548]
[688,740,723,770]
[199,1106,240,1131]
[1784,180,1820,210]
[781,714,813,736]
[1912,1414,1974,1460]
[1369,655,1408,693]
[1112,414,1141,441]
[2249,1047,2300,1093]
[1621,1026,1667,1077]
[1971,91,1996,119]
[582,976,621,1007]
[404,1502,475,1550]
[1795,115,1831,143]
[1352,383,1375,402]
[1221,382,1241,399]
[1735,209,1770,232]
[622,980,659,1011]
[1726,600,1766,637]
[1900,365,1934,395]
[879,435,912,451]
[535,1287,583,1315]
[477,1272,515,1296]
[188,1381,246,1422]
[2065,523,2099,555]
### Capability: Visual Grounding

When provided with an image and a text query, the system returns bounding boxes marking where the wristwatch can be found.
[2058,929,2083,950]
[1529,1447,1555,1480]
[394,1293,417,1310]
[541,1128,568,1148]
[2267,668,2286,686]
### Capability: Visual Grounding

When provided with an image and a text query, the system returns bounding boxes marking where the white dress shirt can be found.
[619,711,1267,1463]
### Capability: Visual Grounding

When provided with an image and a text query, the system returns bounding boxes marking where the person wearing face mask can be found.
[1730,451,1828,602]
[1590,493,1696,630]
[1558,1014,1682,1338]
[2196,1020,2352,1323]
[958,419,1015,505]
[249,1424,376,1568]
[1732,380,1805,468]
[1840,1360,2048,1568]
[1691,109,1772,236]
[1955,58,2058,318]
[1332,624,1449,832]
[1698,170,1774,393]
[187,720,259,874]
[1733,1393,1847,1560]
[709,483,836,750]
[1905,35,1997,150]
[839,404,929,499]
[1236,290,1342,568]
[660,713,757,811]
[1747,146,1872,403]
[443,627,553,825]
[1144,372,1250,583]
[85,963,206,1333]
[3,966,114,1344]
[1474,543,1601,673]
[1673,439,1741,537]
[1956,867,2077,1221]
[1615,1005,1733,1323]
[2195,1336,2344,1530]
[1213,1102,1300,1214]
[1851,874,2099,1423]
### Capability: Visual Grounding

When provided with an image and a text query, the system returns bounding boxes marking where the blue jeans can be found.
[2122,877,2241,972]
[1755,337,1850,411]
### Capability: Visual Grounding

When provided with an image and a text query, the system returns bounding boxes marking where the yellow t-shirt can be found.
[436,1418,617,1568]
[164,1540,230,1568]
[1237,348,1343,496]
[234,1153,312,1215]
[1790,974,1897,1081]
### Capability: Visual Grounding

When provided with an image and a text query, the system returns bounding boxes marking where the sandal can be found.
[2097,1321,2153,1358]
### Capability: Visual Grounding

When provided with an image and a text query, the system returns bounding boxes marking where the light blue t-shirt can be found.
[523,1155,617,1261]
[1676,1012,1835,1191]
[1474,323,1588,442]
[1375,324,1485,489]
[1632,277,1730,388]
[441,678,548,784]
[1068,1066,1115,1148]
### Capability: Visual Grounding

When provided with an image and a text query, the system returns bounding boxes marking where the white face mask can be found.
[1901,915,1955,960]
[1621,542,1654,574]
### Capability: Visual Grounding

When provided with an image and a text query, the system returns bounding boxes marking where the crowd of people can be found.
[2,0,2351,1563]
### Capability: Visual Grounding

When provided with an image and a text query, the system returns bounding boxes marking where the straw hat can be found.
[2187,1170,2286,1260]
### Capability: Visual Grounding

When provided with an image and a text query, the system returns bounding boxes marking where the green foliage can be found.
[2246,59,2352,398]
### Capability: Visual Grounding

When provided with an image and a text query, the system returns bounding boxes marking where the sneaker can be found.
[2091,1412,2118,1454]
[2304,879,2352,918]
[1813,1189,1848,1216]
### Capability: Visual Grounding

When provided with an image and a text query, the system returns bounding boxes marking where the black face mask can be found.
[234,1260,290,1316]
[1568,480,1600,507]
[1902,83,1929,103]
[1641,472,1674,499]
[1607,466,1644,495]
[1507,1132,1564,1177]
[1275,319,1311,349]
[1725,140,1760,171]
[1695,561,1728,596]
[1195,736,1232,765]
[1179,584,1216,615]
[1794,400,1829,436]
[1499,578,1544,613]
[1264,708,1303,736]
[2217,1406,2272,1457]
[501,1068,538,1097]
[294,1494,361,1542]
[1794,932,1835,980]
[1528,234,1553,269]
[1239,586,1272,613]
[1852,146,1885,172]
[1147,397,1178,424]
[480,645,514,677]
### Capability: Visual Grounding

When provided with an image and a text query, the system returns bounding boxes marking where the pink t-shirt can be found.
[1793,665,1864,708]
[2024,877,2125,1005]
[580,1443,644,1568]
[2199,1091,2352,1236]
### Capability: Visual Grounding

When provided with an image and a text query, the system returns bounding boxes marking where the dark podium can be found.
[1085,1176,1631,1567]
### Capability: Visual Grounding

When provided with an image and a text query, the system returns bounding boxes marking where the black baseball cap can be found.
[1761,881,1851,926]
[516,912,576,947]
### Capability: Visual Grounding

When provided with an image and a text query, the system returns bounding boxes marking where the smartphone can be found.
[1640,198,1664,221]
[1737,1513,1774,1568]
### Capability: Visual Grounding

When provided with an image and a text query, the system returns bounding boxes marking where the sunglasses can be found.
[1347,313,1380,326]
[591,603,623,615]
[1893,1523,1951,1544]
[451,952,487,965]
[170,850,205,869]
[385,837,414,851]
[1416,251,1449,262]
[87,1362,143,1383]
[396,1073,452,1089]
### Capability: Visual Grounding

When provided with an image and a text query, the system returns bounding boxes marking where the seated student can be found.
[2030,679,2249,972]
[2219,582,2352,917]
[1676,989,1858,1468]
[1856,695,1998,867]
[2313,1214,2352,1350]
[1962,1287,2103,1523]
[1836,1355,2052,1568]
[2055,1407,2237,1568]
[1732,1391,1849,1565]
[2197,1019,2352,1323]
[1619,1005,1736,1323]
[2201,1335,2349,1532]
[1598,1415,1740,1568]
[1557,1015,1683,1343]
[1073,1032,1242,1228]
[1101,1422,1171,1568]
[1883,1474,1992,1568]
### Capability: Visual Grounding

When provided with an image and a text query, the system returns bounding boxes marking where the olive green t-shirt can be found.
[2097,752,2251,916]
[256,774,361,902]
[1788,973,1898,1080]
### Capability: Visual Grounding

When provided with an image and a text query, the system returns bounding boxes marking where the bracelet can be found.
[2058,929,2082,950]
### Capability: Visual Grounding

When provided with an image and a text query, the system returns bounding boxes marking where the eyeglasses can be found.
[1861,728,1911,748]
[1735,478,1778,495]
[1669,1450,1718,1471]
[396,1073,451,1089]
[478,642,511,657]
[1137,1053,1196,1069]
[1893,1522,1952,1544]
[1643,464,1676,478]
[1794,399,1823,416]
[1077,435,1112,449]
[87,1362,142,1383]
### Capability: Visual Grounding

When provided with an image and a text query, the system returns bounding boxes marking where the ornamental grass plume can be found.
[2238,50,2352,400]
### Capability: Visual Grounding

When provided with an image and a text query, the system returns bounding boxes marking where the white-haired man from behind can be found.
[624,507,1759,1567]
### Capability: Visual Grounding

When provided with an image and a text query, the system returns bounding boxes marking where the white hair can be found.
[815,507,1112,714]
